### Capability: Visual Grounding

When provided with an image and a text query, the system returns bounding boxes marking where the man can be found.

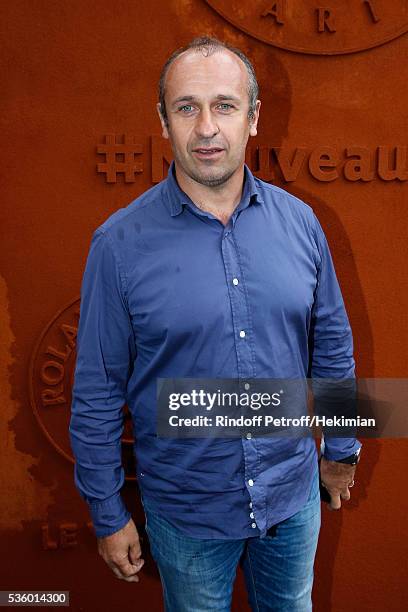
[69,36,361,611]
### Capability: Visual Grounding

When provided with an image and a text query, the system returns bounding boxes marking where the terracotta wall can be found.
[1,1,407,610]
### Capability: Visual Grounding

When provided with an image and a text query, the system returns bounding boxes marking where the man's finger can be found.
[129,540,143,565]
[112,565,140,582]
[340,487,351,501]
[328,491,342,510]
[116,557,145,578]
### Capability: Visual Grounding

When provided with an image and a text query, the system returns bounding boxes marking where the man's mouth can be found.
[192,147,224,158]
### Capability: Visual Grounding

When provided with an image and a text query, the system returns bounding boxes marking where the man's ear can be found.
[249,100,261,138]
[157,102,170,139]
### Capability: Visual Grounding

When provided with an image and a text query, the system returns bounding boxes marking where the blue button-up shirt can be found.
[69,160,361,539]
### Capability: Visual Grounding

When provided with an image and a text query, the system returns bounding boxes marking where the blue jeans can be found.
[142,467,321,612]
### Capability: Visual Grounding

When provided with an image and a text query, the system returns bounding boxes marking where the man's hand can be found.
[97,517,144,582]
[319,456,357,511]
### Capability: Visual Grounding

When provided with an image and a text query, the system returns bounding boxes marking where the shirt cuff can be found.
[88,493,132,538]
[320,436,362,462]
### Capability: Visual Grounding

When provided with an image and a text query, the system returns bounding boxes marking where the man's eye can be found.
[218,103,233,111]
[179,105,194,113]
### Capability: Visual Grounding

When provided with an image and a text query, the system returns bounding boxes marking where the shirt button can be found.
[249,502,252,509]
[250,512,254,519]
[251,523,257,528]
[248,479,254,487]
[239,330,246,338]
[232,278,239,285]
[246,432,252,439]
[244,383,250,390]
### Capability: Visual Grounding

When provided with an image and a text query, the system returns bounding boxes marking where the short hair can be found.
[158,36,259,127]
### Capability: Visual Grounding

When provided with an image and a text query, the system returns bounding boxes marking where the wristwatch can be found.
[334,447,361,465]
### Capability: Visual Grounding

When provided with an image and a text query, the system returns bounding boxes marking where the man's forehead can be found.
[165,47,248,96]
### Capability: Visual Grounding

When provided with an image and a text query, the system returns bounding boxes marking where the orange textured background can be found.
[1,1,407,610]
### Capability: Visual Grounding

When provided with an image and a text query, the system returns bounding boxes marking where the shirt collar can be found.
[165,160,264,217]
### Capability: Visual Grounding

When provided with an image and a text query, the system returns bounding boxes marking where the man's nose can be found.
[195,107,219,138]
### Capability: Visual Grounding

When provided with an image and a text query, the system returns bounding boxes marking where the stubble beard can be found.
[188,165,236,187]
[175,149,240,188]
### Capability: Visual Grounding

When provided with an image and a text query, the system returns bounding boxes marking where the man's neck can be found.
[174,162,245,225]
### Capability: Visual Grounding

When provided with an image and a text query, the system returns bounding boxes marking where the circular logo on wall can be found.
[204,0,408,55]
[29,299,136,480]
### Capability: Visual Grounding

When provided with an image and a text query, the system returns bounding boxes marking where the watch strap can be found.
[334,448,361,465]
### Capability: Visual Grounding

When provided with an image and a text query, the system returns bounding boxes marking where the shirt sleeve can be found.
[309,213,362,461]
[69,228,137,537]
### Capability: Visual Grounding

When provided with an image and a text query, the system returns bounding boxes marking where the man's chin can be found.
[190,166,235,188]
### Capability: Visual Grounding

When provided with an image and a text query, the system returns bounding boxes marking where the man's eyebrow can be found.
[170,94,241,107]
[214,94,241,103]
[171,95,195,107]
